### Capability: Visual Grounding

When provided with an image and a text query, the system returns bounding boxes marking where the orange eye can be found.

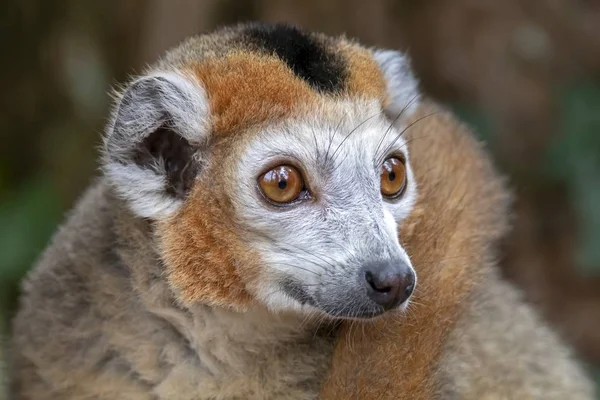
[258,165,305,204]
[381,157,407,198]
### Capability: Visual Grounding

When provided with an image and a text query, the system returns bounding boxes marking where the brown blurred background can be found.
[1,0,600,394]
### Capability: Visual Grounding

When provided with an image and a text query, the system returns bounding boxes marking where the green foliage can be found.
[0,179,64,332]
[545,83,600,274]
[453,84,600,276]
[451,103,493,143]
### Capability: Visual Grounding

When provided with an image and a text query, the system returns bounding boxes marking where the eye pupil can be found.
[380,157,407,199]
[258,165,305,205]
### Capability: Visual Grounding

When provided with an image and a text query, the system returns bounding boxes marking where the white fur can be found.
[103,70,210,219]
[149,70,211,145]
[374,49,421,119]
[231,98,418,318]
[105,163,183,219]
[103,49,422,314]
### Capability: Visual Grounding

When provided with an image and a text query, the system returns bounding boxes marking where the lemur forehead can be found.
[169,24,388,135]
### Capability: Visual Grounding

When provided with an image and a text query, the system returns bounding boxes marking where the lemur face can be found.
[103,23,420,319]
[234,101,417,318]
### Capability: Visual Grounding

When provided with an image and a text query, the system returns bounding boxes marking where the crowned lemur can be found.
[10,23,595,399]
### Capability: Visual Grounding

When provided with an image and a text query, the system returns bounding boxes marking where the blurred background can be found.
[1,0,600,396]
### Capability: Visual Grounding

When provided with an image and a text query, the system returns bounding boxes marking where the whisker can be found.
[279,245,339,270]
[246,230,338,271]
[313,312,330,340]
[269,262,322,277]
[324,111,348,164]
[376,112,439,165]
[330,111,383,164]
[311,127,321,163]
[373,94,420,162]
[273,247,337,274]
[417,254,472,264]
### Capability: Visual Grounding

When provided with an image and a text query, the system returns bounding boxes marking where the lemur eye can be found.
[258,165,304,204]
[381,157,407,198]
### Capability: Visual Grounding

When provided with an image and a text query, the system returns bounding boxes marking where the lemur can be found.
[9,23,594,399]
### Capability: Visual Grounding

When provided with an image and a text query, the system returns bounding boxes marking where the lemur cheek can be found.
[156,188,261,310]
[382,209,400,237]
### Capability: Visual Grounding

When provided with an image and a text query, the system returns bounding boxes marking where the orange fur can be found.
[162,45,390,310]
[190,44,389,137]
[320,102,509,399]
[192,52,318,135]
[163,46,390,309]
[157,142,260,309]
[338,41,388,104]
[158,199,255,309]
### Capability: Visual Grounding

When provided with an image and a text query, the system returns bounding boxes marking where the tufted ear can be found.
[103,71,211,219]
[373,49,421,121]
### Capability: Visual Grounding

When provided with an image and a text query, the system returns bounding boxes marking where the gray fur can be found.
[10,181,334,399]
[232,99,417,317]
[8,23,596,400]
[104,71,210,219]
[373,49,420,118]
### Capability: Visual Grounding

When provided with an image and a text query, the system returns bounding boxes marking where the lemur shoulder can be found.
[10,23,595,399]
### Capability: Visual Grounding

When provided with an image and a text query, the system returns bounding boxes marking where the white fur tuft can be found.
[105,162,183,219]
[103,70,210,219]
[374,49,421,119]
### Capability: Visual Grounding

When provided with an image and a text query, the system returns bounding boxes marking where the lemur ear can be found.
[373,49,421,120]
[103,72,210,219]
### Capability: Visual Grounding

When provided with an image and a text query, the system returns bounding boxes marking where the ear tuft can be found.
[103,71,210,219]
[374,49,421,119]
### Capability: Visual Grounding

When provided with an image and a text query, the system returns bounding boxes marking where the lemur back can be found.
[10,23,595,399]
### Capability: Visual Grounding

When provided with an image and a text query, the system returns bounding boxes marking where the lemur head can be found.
[104,23,420,319]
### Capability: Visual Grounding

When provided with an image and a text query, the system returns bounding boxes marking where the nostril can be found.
[365,270,392,293]
[364,270,375,288]
[362,263,416,310]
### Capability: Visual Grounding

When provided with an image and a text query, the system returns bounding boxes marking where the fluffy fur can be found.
[9,23,595,399]
[320,103,595,399]
[104,71,211,219]
[11,23,421,399]
[10,186,334,398]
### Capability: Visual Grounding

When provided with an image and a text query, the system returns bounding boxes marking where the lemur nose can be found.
[363,262,415,310]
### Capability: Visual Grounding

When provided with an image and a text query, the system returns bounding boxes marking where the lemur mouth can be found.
[278,270,414,319]
[280,280,410,320]
[279,277,317,307]
[321,307,389,320]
